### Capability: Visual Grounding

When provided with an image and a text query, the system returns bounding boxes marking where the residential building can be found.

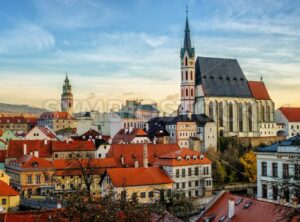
[0,116,30,133]
[0,180,19,212]
[53,158,116,195]
[51,140,96,160]
[5,155,54,197]
[197,191,299,222]
[0,169,10,184]
[276,107,300,138]
[37,111,75,132]
[94,137,111,159]
[154,148,212,198]
[112,127,150,144]
[106,143,180,168]
[148,114,217,151]
[25,126,57,141]
[101,167,173,204]
[61,74,73,115]
[0,130,19,144]
[256,135,300,206]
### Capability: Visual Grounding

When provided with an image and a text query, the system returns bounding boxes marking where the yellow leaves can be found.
[239,151,257,183]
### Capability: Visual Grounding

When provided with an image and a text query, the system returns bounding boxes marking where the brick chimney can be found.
[228,197,235,219]
[143,143,148,168]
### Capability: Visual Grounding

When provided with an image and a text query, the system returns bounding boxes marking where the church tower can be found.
[61,74,73,114]
[180,8,195,115]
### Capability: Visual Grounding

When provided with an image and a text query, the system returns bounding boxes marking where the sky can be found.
[0,0,299,113]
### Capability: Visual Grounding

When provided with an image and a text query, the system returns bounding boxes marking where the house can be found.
[106,143,180,168]
[0,116,29,133]
[53,158,116,195]
[112,127,151,144]
[94,137,111,158]
[0,180,19,212]
[37,111,75,132]
[0,130,19,144]
[25,126,58,141]
[0,169,10,184]
[52,140,96,160]
[256,135,300,206]
[0,139,7,150]
[101,167,173,204]
[154,148,212,198]
[5,155,54,197]
[197,191,299,222]
[276,107,300,138]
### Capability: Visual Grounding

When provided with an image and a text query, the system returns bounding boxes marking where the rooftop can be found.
[279,107,300,122]
[0,180,19,196]
[248,81,271,100]
[7,155,53,169]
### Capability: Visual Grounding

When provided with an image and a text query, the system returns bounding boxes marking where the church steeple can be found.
[61,73,73,114]
[181,6,194,59]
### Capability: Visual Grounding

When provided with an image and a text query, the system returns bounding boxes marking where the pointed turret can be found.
[61,73,73,114]
[180,6,194,58]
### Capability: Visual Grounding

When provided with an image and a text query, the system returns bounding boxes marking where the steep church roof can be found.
[195,57,253,98]
[180,11,194,58]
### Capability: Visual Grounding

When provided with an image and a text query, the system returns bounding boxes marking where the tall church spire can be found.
[61,73,73,114]
[181,6,194,58]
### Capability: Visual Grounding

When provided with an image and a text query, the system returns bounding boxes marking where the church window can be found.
[191,88,194,97]
[181,71,183,81]
[185,57,188,66]
[261,105,265,122]
[239,103,243,132]
[266,105,271,122]
[208,102,214,120]
[182,89,184,97]
[186,71,188,80]
[218,102,223,127]
[190,71,193,80]
[186,89,188,97]
[248,103,253,132]
[229,103,234,132]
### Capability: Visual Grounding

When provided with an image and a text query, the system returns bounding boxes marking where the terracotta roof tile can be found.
[112,128,148,144]
[198,192,299,222]
[7,140,52,159]
[52,140,95,152]
[107,167,173,187]
[107,144,180,167]
[0,116,27,124]
[0,180,19,196]
[0,150,6,163]
[279,107,300,122]
[248,81,271,100]
[39,112,74,120]
[8,155,53,169]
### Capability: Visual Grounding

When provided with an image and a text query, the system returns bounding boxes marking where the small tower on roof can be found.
[179,5,196,115]
[61,73,73,114]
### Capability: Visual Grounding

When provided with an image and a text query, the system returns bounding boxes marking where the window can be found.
[27,175,32,184]
[167,189,172,198]
[283,163,289,179]
[272,186,278,201]
[272,163,278,177]
[176,169,180,178]
[188,168,192,176]
[182,182,185,189]
[191,88,194,97]
[182,169,186,177]
[98,154,101,158]
[195,167,199,176]
[176,183,179,189]
[55,154,58,158]
[295,164,300,179]
[195,190,199,197]
[35,175,41,184]
[45,174,49,182]
[141,192,146,198]
[190,71,193,80]
[189,181,192,187]
[261,162,267,176]
[2,199,6,205]
[262,184,267,198]
[148,191,154,198]
[188,191,192,198]
[186,88,188,97]
[68,153,72,159]
[62,184,65,190]
[185,57,187,66]
[70,183,74,189]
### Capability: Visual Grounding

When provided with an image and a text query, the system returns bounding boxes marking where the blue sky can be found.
[0,0,299,112]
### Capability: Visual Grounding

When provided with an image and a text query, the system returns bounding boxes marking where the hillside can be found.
[0,103,49,115]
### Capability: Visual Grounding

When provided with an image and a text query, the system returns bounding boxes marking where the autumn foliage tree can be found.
[239,151,257,183]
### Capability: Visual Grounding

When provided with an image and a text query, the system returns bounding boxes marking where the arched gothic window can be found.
[186,88,188,97]
[209,102,214,120]
[191,88,194,97]
[190,71,193,80]
[218,102,223,127]
[185,57,188,66]
[229,103,234,132]
[248,103,253,132]
[239,103,243,132]
[186,71,188,80]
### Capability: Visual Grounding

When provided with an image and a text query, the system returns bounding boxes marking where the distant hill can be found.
[0,103,49,115]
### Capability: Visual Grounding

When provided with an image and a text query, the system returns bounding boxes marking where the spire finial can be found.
[186,5,188,18]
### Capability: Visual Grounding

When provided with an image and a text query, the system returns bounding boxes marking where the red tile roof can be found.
[279,107,300,122]
[52,140,95,152]
[8,155,53,169]
[112,128,148,144]
[198,192,299,222]
[0,180,19,196]
[27,126,57,139]
[248,81,271,100]
[0,116,27,124]
[107,143,180,167]
[154,148,211,166]
[0,150,6,163]
[39,112,74,120]
[107,167,173,187]
[7,140,52,159]
[80,129,101,138]
[53,158,116,176]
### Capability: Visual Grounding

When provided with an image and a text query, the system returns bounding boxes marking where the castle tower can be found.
[61,73,73,114]
[180,8,195,115]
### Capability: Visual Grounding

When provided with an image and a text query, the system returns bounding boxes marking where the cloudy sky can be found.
[0,0,299,112]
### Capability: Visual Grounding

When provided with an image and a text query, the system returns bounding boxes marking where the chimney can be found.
[187,111,192,120]
[125,128,129,134]
[143,143,148,168]
[129,126,133,134]
[121,155,125,166]
[228,197,235,219]
[44,139,48,145]
[134,160,139,168]
[34,151,39,158]
[109,138,112,144]
[99,135,102,140]
[23,144,27,155]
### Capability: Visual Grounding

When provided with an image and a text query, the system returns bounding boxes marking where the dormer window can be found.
[186,155,191,160]
[226,77,230,80]
[177,156,182,161]
[193,155,197,160]
[200,155,204,160]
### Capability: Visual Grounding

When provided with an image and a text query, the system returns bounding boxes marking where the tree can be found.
[239,151,257,183]
[213,160,227,185]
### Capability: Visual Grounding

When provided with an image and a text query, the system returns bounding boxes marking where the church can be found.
[179,13,277,138]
